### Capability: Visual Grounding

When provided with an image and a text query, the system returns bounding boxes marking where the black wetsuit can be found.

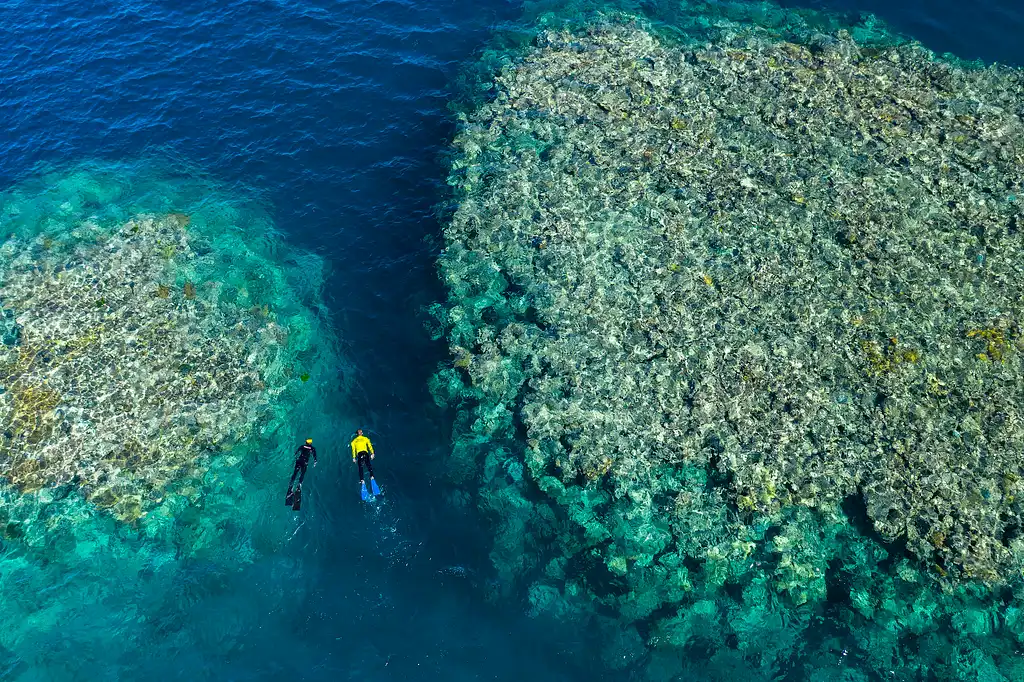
[288,444,317,488]
[356,451,374,482]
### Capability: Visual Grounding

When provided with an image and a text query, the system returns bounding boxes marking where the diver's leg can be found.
[297,459,308,485]
[357,454,365,483]
[366,455,374,479]
[288,461,301,487]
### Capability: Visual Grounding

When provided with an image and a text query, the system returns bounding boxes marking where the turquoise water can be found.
[1,0,1023,680]
[0,162,350,679]
[0,161,597,681]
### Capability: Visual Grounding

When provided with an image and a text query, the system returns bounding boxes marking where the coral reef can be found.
[0,162,346,678]
[435,14,1024,681]
[441,17,1024,577]
[0,214,288,520]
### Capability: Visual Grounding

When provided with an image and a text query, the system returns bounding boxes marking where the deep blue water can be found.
[1,0,1023,680]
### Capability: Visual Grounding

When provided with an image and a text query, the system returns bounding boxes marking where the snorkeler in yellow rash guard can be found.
[350,429,375,485]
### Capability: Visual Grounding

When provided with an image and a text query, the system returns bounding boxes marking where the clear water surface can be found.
[1,0,1023,680]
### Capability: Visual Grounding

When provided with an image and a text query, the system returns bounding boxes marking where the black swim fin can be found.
[292,486,302,511]
[285,487,294,506]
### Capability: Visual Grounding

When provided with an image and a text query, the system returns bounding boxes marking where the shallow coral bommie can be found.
[0,214,289,519]
[436,13,1024,680]
[442,16,1024,577]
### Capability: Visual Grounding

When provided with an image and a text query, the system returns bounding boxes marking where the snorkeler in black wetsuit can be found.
[286,438,317,507]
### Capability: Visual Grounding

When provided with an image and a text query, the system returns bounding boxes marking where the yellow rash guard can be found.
[351,435,374,460]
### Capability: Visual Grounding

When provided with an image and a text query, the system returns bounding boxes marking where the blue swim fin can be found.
[360,481,369,501]
[370,478,381,496]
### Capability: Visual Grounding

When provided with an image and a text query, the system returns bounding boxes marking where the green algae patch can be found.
[435,15,1024,681]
